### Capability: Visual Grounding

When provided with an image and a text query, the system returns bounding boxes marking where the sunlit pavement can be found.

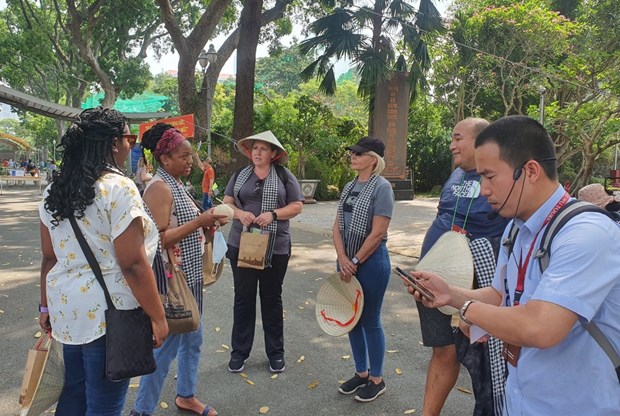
[0,187,475,416]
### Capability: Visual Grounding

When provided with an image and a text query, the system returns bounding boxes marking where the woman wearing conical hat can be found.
[222,131,303,374]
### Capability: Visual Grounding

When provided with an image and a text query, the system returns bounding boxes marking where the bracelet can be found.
[459,300,476,325]
[271,210,278,221]
[39,304,49,313]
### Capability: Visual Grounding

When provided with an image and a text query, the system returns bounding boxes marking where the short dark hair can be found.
[475,115,558,180]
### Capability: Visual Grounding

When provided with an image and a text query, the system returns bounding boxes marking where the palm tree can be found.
[299,0,444,131]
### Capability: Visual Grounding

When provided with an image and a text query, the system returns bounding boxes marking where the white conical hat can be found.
[237,131,288,164]
[415,231,474,315]
[315,272,364,336]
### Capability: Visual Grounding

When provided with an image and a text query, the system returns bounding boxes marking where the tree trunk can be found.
[230,0,263,172]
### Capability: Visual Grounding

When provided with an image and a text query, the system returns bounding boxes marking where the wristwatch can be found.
[351,256,360,265]
[39,304,49,313]
[459,300,476,325]
[271,210,278,221]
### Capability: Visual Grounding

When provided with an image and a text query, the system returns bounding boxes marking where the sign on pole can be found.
[138,114,195,140]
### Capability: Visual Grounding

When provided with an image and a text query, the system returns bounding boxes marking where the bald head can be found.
[450,118,490,171]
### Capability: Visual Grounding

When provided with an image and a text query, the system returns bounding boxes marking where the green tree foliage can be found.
[255,44,313,95]
[436,0,620,189]
[407,99,452,192]
[299,0,445,131]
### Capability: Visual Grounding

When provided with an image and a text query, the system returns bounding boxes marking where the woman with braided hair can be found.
[38,107,168,415]
[130,123,226,416]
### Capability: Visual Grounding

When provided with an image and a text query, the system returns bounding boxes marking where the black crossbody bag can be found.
[69,216,156,381]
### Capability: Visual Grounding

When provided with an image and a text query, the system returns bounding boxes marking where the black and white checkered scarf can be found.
[233,165,279,268]
[337,175,379,258]
[157,167,204,312]
[469,237,505,416]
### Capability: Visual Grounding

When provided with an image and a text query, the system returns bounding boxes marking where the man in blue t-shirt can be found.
[416,118,508,416]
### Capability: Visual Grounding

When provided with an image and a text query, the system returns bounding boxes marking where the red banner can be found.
[138,114,195,140]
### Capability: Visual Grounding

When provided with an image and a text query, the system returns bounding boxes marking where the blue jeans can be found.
[56,336,129,416]
[347,242,390,378]
[133,324,203,414]
[202,193,213,210]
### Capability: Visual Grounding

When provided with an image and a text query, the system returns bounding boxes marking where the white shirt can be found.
[39,173,158,345]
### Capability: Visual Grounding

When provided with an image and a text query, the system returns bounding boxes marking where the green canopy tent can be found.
[82,92,169,113]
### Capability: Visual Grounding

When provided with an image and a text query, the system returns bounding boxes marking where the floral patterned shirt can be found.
[39,173,158,345]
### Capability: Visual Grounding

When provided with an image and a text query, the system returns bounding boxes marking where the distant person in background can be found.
[578,183,620,213]
[135,157,153,194]
[8,158,14,169]
[202,157,215,209]
[26,159,37,176]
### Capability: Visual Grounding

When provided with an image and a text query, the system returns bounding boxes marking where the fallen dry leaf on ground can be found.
[34,331,42,338]
[128,383,139,388]
[395,368,403,375]
[221,344,230,349]
[259,406,269,414]
[404,409,416,414]
[387,349,399,353]
[341,355,351,360]
[307,380,319,389]
[271,374,278,379]
[160,402,168,409]
[246,379,255,386]
[297,355,305,363]
[456,387,472,394]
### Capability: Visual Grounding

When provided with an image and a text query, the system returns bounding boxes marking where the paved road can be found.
[0,185,475,416]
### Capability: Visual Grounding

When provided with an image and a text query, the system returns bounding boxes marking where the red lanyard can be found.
[513,193,569,305]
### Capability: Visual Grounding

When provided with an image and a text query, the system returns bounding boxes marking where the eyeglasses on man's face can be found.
[254,179,264,194]
[123,134,138,148]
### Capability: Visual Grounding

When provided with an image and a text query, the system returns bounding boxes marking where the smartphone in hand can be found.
[393,267,435,301]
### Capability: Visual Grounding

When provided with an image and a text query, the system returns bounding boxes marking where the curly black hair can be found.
[140,122,174,162]
[45,107,128,225]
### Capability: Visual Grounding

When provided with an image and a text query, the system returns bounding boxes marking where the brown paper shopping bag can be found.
[19,333,64,415]
[19,340,48,407]
[237,230,269,270]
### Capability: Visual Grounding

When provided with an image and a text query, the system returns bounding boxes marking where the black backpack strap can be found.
[534,199,620,382]
[535,200,613,273]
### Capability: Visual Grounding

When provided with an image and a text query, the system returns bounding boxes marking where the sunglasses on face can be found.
[254,179,264,195]
[123,134,138,148]
[349,150,365,157]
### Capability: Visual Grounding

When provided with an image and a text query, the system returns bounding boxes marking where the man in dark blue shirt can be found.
[416,118,508,415]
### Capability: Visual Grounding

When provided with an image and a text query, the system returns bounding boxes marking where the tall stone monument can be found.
[372,72,414,200]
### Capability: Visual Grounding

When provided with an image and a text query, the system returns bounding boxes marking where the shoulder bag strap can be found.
[68,216,115,311]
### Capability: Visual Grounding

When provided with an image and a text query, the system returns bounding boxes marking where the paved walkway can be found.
[0,187,475,416]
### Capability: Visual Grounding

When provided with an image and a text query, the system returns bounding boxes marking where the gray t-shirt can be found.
[341,176,394,238]
[225,167,303,254]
